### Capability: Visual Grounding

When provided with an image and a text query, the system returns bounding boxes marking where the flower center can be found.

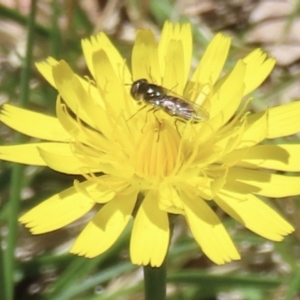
[131,119,181,179]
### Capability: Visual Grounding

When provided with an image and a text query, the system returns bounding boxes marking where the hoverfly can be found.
[130,79,209,122]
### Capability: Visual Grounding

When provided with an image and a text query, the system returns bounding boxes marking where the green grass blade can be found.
[1,1,37,299]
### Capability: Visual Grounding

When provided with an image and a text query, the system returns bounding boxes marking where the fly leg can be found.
[174,118,186,137]
[127,104,148,122]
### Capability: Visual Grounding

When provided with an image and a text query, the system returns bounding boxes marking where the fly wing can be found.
[164,87,209,121]
[178,108,195,121]
[190,103,209,122]
[159,97,177,116]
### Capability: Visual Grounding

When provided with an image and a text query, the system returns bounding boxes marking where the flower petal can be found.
[19,180,98,233]
[267,101,300,138]
[37,59,104,120]
[182,191,240,264]
[35,57,59,87]
[81,32,131,84]
[191,33,231,87]
[225,144,300,172]
[159,22,192,93]
[0,143,51,165]
[52,61,103,130]
[212,119,246,158]
[37,143,101,174]
[73,176,117,204]
[130,190,169,267]
[237,110,268,148]
[215,190,294,241]
[242,49,275,96]
[131,29,160,82]
[208,60,245,129]
[0,104,69,141]
[226,167,300,197]
[158,184,184,214]
[92,49,134,115]
[161,40,185,94]
[55,97,117,153]
[70,187,137,258]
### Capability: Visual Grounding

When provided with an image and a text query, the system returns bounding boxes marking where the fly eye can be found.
[131,79,150,100]
[130,82,140,100]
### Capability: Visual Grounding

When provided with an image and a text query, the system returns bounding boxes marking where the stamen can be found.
[131,120,181,178]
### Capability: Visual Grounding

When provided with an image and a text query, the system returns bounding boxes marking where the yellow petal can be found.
[159,22,192,93]
[242,49,275,96]
[81,32,131,84]
[237,110,268,148]
[213,119,246,158]
[70,187,137,258]
[208,60,245,129]
[92,50,134,115]
[267,101,300,138]
[158,184,184,214]
[19,180,97,233]
[191,33,231,87]
[172,23,192,83]
[226,144,300,172]
[182,191,240,264]
[0,104,69,141]
[187,176,216,200]
[73,176,117,204]
[0,143,51,165]
[130,191,169,267]
[131,29,160,82]
[161,40,185,94]
[215,190,294,241]
[226,167,300,197]
[35,57,59,87]
[37,143,101,174]
[37,59,104,119]
[52,61,102,130]
[55,96,112,149]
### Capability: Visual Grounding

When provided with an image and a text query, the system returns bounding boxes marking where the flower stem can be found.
[143,261,167,300]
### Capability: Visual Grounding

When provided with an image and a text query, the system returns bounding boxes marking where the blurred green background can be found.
[1,0,300,299]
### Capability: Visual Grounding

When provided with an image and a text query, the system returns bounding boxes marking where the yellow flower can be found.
[1,21,300,267]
